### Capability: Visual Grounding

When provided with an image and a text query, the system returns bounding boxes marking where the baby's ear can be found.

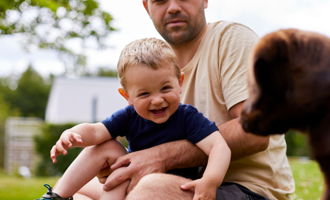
[118,88,129,100]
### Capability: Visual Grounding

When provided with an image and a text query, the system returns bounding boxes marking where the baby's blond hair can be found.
[117,38,180,89]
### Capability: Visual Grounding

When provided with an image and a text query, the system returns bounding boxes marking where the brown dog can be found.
[240,29,330,200]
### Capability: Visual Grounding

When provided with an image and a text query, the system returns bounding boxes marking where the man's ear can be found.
[179,72,184,86]
[143,0,149,14]
[204,0,208,9]
[118,88,129,100]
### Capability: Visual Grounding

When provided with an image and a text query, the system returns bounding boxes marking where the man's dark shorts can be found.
[216,182,269,200]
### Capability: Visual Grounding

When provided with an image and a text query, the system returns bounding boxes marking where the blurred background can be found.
[0,0,328,199]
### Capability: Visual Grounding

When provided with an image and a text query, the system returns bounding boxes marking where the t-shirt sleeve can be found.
[183,105,219,144]
[219,23,258,109]
[101,106,131,138]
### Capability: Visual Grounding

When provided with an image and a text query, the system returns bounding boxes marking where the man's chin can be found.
[162,31,191,45]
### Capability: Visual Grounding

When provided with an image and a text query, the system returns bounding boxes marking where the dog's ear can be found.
[252,33,291,96]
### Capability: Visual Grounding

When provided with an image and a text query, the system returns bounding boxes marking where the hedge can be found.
[285,130,310,157]
[34,123,82,176]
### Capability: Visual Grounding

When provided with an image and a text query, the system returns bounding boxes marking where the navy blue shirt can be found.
[102,104,218,179]
[102,104,218,152]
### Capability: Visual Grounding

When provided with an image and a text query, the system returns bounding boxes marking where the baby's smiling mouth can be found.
[150,107,167,114]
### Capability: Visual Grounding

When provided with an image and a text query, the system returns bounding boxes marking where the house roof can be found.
[45,77,127,124]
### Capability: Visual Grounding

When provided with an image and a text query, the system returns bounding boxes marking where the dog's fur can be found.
[240,29,330,200]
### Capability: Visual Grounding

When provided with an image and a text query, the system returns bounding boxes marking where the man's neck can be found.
[171,25,208,69]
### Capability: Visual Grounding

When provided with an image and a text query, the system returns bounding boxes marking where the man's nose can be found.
[167,0,181,14]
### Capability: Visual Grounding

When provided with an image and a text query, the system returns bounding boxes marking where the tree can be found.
[96,67,117,77]
[0,96,10,168]
[0,77,15,168]
[0,0,116,75]
[0,66,50,168]
[8,65,51,119]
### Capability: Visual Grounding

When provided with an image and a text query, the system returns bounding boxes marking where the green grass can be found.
[0,173,58,200]
[0,158,325,199]
[290,157,324,200]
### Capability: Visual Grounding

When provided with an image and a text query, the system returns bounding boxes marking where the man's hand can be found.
[103,148,166,192]
[181,179,217,200]
[96,140,205,191]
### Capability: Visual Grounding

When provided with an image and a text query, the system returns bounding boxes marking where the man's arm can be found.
[161,101,269,164]
[220,101,269,160]
[102,139,207,191]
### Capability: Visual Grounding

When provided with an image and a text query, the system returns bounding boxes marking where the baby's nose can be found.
[151,95,164,105]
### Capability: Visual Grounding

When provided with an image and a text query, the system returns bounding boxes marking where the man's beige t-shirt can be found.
[181,21,295,200]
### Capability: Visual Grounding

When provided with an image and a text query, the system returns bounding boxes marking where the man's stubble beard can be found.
[160,25,199,45]
[157,12,206,46]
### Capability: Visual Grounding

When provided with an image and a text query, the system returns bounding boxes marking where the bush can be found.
[285,130,310,157]
[34,123,82,176]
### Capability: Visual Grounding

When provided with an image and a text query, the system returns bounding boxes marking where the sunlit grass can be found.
[0,172,58,200]
[290,157,324,200]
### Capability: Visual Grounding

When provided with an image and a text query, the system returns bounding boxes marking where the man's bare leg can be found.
[99,167,130,200]
[73,173,129,200]
[126,173,193,200]
[73,177,103,200]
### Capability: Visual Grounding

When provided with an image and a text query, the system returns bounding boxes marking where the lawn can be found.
[0,173,58,200]
[0,158,324,200]
[290,157,324,200]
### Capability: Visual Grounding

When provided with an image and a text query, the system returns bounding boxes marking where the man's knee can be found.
[127,173,193,200]
[127,173,164,198]
[137,173,165,186]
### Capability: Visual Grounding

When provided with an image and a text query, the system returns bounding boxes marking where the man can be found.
[77,0,294,199]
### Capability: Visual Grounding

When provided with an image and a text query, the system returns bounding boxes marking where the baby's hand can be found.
[50,130,83,163]
[181,179,216,200]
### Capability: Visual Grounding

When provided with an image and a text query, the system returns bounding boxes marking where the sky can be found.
[1,0,330,77]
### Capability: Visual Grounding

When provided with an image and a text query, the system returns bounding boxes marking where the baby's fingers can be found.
[70,133,83,144]
[51,140,69,159]
[181,181,196,192]
[50,145,63,163]
[60,135,74,148]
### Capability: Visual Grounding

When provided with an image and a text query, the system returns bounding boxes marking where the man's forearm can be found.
[154,140,208,171]
[219,118,269,160]
[152,117,269,170]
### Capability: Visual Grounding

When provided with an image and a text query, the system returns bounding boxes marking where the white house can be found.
[45,77,127,124]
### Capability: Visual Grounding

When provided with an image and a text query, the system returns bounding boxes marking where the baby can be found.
[37,38,231,200]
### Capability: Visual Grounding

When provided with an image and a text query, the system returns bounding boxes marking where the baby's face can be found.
[124,63,182,124]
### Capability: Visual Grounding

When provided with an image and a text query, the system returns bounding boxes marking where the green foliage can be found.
[0,0,116,75]
[285,130,310,157]
[77,67,118,77]
[34,123,82,176]
[0,96,10,168]
[96,67,118,77]
[0,77,16,168]
[6,66,51,119]
[0,80,11,129]
[0,67,51,168]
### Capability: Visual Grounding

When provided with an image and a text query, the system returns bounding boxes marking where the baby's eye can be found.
[138,92,149,97]
[152,0,166,4]
[161,86,172,92]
